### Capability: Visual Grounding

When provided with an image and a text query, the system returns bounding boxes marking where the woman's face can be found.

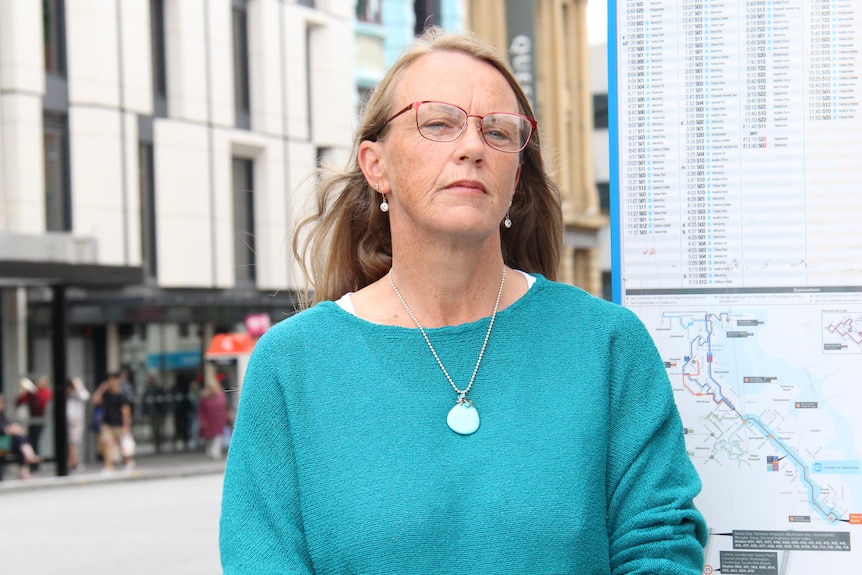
[361,51,522,245]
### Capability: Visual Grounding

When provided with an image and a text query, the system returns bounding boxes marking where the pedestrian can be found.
[197,378,228,460]
[91,372,135,472]
[16,374,53,469]
[66,376,91,472]
[219,27,708,574]
[0,394,42,479]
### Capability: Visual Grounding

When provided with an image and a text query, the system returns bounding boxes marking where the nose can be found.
[459,115,487,151]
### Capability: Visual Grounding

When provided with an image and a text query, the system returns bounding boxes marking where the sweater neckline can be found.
[326,273,546,332]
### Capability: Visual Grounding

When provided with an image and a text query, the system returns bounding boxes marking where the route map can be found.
[610,1,862,573]
[630,296,862,573]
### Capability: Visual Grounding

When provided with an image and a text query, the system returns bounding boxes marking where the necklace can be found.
[388,267,506,435]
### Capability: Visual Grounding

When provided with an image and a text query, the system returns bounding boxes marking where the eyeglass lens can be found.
[416,102,532,152]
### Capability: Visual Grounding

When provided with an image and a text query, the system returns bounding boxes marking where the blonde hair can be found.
[293,27,562,306]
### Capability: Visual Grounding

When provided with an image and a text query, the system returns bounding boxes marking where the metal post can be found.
[52,285,69,476]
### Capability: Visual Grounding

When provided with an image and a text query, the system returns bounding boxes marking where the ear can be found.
[359,140,387,191]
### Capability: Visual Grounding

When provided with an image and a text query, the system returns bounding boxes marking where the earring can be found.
[379,194,389,213]
[504,203,512,229]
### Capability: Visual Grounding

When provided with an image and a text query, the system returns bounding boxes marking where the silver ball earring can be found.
[504,203,512,229]
[374,183,390,212]
[380,195,389,213]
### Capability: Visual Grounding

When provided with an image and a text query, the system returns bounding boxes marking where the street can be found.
[1,474,223,575]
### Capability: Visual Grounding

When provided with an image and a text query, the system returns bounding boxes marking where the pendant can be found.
[447,399,480,435]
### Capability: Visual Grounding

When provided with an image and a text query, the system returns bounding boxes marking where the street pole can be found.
[52,284,69,476]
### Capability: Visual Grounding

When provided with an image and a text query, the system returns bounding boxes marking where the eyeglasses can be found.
[382,101,537,153]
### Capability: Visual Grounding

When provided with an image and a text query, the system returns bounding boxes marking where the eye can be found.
[419,110,463,136]
[482,117,518,144]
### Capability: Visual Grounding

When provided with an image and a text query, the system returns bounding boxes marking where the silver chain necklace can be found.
[388,267,506,435]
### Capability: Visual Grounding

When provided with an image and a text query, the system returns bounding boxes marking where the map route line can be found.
[662,310,841,523]
[664,311,737,410]
[737,412,840,523]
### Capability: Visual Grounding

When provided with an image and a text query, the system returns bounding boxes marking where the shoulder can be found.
[250,302,349,359]
[528,275,641,325]
[258,302,342,341]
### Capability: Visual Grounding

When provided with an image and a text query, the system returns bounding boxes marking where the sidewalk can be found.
[0,449,226,494]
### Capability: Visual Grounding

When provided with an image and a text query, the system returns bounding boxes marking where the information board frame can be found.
[609,1,862,573]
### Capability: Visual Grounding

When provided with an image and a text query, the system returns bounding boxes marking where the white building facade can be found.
[0,0,354,458]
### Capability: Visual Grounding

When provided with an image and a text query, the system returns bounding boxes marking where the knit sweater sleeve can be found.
[220,320,314,575]
[604,307,709,574]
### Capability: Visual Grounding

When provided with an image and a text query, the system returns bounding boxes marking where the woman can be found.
[197,378,228,460]
[220,28,707,574]
[66,376,91,472]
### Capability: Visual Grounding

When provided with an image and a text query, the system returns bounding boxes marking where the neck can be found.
[388,256,507,328]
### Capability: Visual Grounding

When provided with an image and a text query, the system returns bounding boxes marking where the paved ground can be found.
[0,450,226,493]
[2,473,225,574]
[0,452,227,575]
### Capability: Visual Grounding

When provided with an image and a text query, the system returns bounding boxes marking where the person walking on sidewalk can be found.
[92,373,135,472]
[197,378,228,460]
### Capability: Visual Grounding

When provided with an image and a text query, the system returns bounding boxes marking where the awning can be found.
[205,333,257,358]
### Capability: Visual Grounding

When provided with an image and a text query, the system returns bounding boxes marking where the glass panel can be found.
[43,0,66,76]
[356,0,381,23]
[232,6,251,128]
[138,143,158,278]
[232,158,255,284]
[151,0,167,99]
[43,114,69,231]
[593,93,609,129]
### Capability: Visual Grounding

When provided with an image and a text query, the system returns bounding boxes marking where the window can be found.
[232,158,255,285]
[593,93,609,129]
[356,0,382,24]
[232,1,251,129]
[43,113,71,232]
[138,143,158,278]
[151,0,168,116]
[43,0,67,76]
[596,181,610,212]
[602,271,613,302]
[414,0,441,35]
[357,87,374,124]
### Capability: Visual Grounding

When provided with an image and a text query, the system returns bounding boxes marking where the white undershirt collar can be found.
[335,269,536,315]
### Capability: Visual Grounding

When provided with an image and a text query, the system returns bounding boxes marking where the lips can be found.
[445,180,488,193]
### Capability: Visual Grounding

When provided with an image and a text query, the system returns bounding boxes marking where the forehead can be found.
[395,51,519,111]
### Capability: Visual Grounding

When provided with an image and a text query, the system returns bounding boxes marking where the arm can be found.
[71,379,91,402]
[606,311,708,575]
[91,381,110,406]
[220,331,314,574]
[16,392,31,407]
[121,403,132,434]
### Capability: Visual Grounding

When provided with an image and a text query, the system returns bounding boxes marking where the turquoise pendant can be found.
[447,400,480,435]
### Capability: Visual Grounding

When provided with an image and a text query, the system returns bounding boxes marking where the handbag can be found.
[121,433,136,457]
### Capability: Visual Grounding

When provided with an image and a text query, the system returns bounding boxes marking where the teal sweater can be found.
[220,275,708,574]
